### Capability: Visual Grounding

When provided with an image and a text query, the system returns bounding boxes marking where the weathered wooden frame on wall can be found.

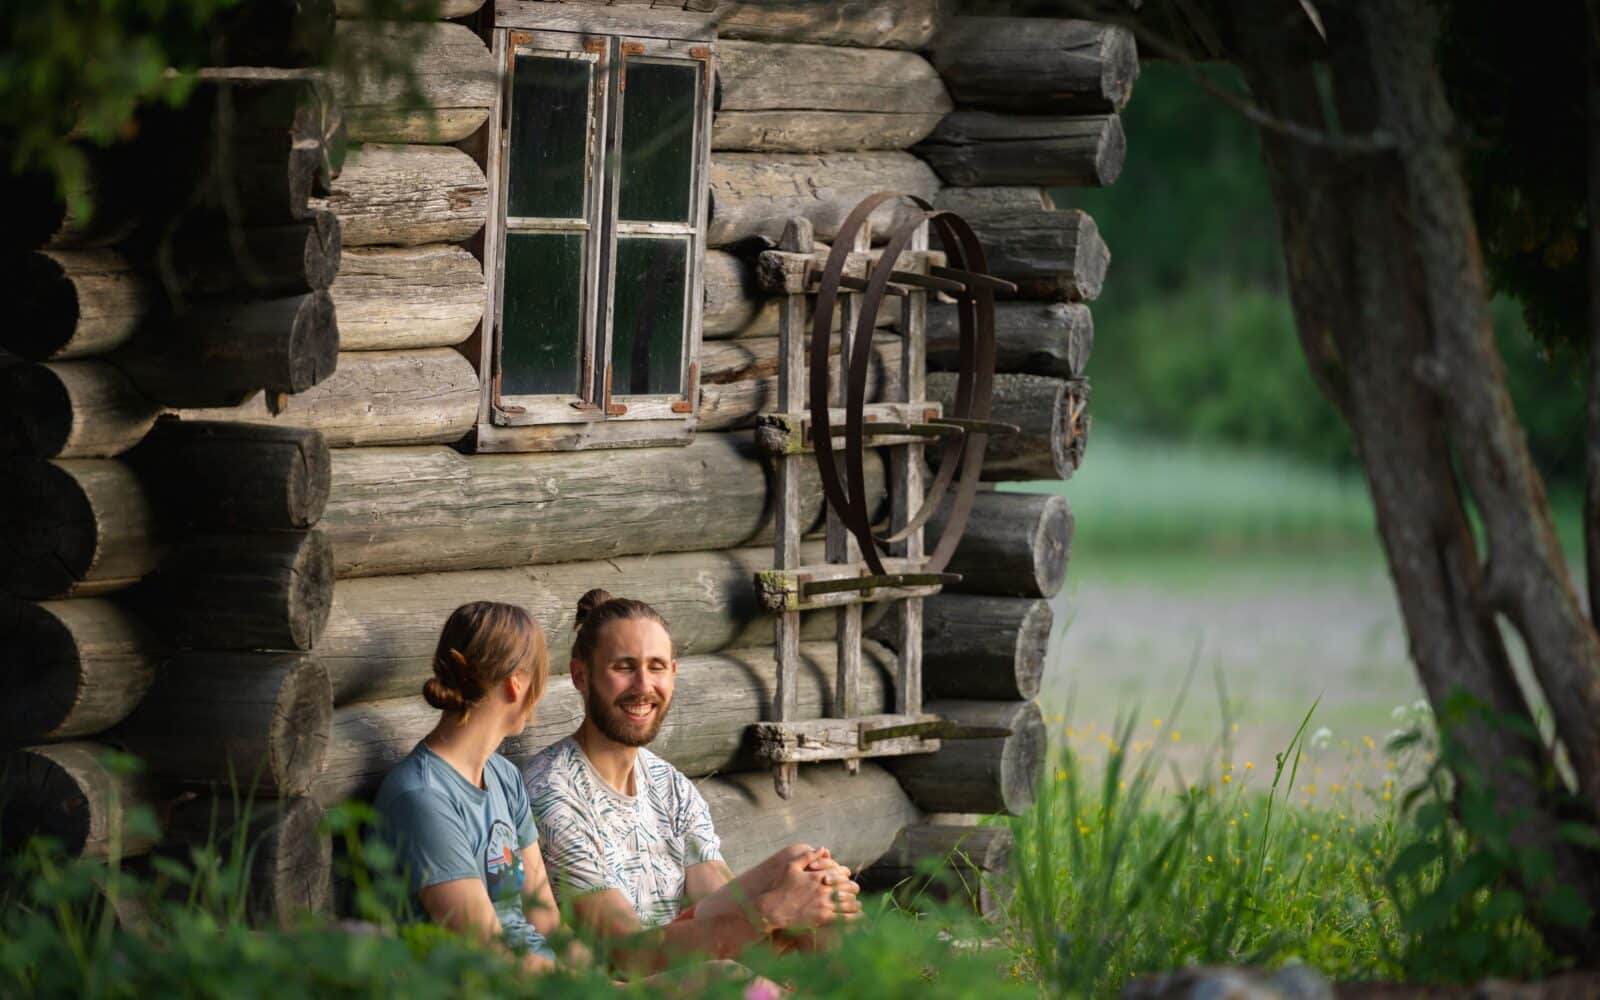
[474,1,715,453]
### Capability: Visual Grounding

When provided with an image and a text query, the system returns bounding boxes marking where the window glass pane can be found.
[502,232,584,396]
[617,61,697,223]
[508,53,592,220]
[610,237,687,395]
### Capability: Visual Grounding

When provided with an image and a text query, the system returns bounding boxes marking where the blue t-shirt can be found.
[374,741,553,958]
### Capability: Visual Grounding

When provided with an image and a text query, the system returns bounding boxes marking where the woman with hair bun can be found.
[374,601,558,970]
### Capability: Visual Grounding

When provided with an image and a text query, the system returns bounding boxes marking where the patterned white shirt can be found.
[522,737,723,926]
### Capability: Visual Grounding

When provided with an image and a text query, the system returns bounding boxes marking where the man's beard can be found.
[585,687,671,748]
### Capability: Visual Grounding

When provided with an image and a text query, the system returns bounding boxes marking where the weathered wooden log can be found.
[704,763,920,873]
[933,185,1052,214]
[1,598,159,742]
[132,531,334,651]
[115,653,332,797]
[0,458,160,599]
[321,433,886,577]
[0,741,160,858]
[323,544,833,704]
[930,490,1072,599]
[708,153,939,247]
[5,250,150,361]
[158,212,343,298]
[112,291,339,408]
[335,0,485,15]
[0,360,160,458]
[931,18,1139,114]
[886,699,1044,816]
[334,21,495,144]
[699,333,902,430]
[702,247,900,339]
[314,642,899,804]
[928,300,1092,378]
[917,111,1125,187]
[931,197,1109,301]
[191,75,342,224]
[213,0,337,67]
[860,822,1013,917]
[180,349,479,448]
[162,795,333,927]
[313,144,488,247]
[126,421,331,532]
[872,595,1051,701]
[713,0,940,48]
[929,372,1088,481]
[713,41,950,152]
[330,245,484,350]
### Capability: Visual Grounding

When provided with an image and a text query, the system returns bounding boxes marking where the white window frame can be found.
[477,4,714,451]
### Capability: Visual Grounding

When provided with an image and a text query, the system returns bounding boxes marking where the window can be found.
[480,16,713,450]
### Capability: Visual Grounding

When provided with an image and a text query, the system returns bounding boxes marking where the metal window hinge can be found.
[602,366,628,416]
[671,360,698,414]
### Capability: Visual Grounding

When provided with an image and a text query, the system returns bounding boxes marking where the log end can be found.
[269,657,333,796]
[289,530,336,650]
[252,796,333,926]
[2,252,80,360]
[286,291,341,393]
[1068,210,1109,302]
[287,430,333,529]
[1052,377,1090,481]
[0,459,98,599]
[0,599,84,742]
[1095,114,1127,187]
[1,742,155,858]
[998,699,1046,815]
[1013,599,1053,701]
[1100,25,1141,112]
[1031,493,1075,599]
[306,211,343,291]
[0,363,75,457]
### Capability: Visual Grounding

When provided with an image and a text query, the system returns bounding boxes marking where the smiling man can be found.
[521,589,859,973]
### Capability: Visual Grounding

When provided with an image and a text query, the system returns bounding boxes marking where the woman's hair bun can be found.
[423,675,471,712]
[575,588,614,627]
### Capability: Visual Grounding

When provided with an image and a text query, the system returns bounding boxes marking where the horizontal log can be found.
[929,372,1088,480]
[334,21,495,144]
[190,75,342,224]
[703,762,919,874]
[702,246,900,339]
[860,822,1013,917]
[1,598,159,742]
[115,653,332,797]
[931,490,1072,599]
[713,41,950,152]
[213,0,338,66]
[932,17,1139,114]
[872,594,1051,700]
[0,458,160,599]
[917,111,1125,187]
[931,198,1109,301]
[334,0,485,15]
[1,741,160,858]
[162,795,332,927]
[157,212,343,298]
[313,143,488,247]
[0,360,160,458]
[132,531,334,651]
[698,333,902,431]
[112,291,339,408]
[321,432,887,577]
[708,152,939,247]
[5,250,150,361]
[933,185,1052,214]
[330,245,484,350]
[712,0,940,48]
[885,699,1045,816]
[928,300,1092,378]
[126,421,331,532]
[179,348,479,448]
[315,641,898,805]
[323,544,834,704]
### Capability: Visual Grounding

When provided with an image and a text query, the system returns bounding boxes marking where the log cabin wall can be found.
[2,0,1132,926]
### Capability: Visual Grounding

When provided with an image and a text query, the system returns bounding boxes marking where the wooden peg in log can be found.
[0,458,160,600]
[114,652,332,798]
[860,822,1013,918]
[929,491,1073,599]
[1,741,160,858]
[126,421,331,533]
[917,111,1126,188]
[161,794,332,927]
[131,531,334,652]
[931,17,1139,114]
[872,594,1052,701]
[885,699,1046,816]
[927,371,1090,481]
[0,360,160,459]
[928,300,1093,379]
[0,598,160,743]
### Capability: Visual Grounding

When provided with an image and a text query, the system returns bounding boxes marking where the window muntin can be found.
[490,28,708,428]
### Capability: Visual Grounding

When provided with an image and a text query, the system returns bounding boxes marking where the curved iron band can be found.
[808,191,907,565]
[841,208,996,573]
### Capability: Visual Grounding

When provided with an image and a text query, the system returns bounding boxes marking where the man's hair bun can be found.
[575,588,615,628]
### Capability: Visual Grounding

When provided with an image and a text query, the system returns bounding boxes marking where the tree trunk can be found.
[1,598,159,742]
[927,372,1089,481]
[885,699,1045,816]
[319,433,886,577]
[917,112,1125,188]
[931,17,1139,114]
[927,300,1093,378]
[708,152,939,247]
[0,458,160,599]
[127,421,331,532]
[330,245,484,350]
[0,360,160,459]
[929,491,1072,598]
[180,349,480,448]
[712,0,940,49]
[873,594,1052,700]
[1,741,159,858]
[312,144,488,247]
[333,21,495,145]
